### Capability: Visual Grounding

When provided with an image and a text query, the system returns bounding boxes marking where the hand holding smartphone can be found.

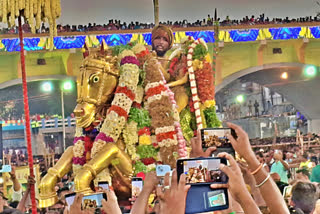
[98,181,109,190]
[201,128,237,157]
[65,192,107,210]
[81,192,107,209]
[131,177,143,202]
[177,157,228,185]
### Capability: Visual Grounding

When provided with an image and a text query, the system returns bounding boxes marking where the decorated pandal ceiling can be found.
[2,25,320,52]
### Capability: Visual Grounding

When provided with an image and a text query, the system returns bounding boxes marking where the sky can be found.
[58,0,318,25]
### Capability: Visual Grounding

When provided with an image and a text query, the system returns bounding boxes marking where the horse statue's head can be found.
[74,43,119,128]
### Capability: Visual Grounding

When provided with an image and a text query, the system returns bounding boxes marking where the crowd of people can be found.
[1,13,320,35]
[0,123,320,213]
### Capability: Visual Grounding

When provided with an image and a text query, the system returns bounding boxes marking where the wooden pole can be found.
[212,8,219,98]
[153,0,159,26]
[18,15,37,214]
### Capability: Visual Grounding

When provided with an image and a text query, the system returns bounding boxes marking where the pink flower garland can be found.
[72,156,86,165]
[95,132,114,143]
[120,56,140,66]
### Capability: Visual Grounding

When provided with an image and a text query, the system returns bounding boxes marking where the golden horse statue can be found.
[39,37,219,208]
[38,42,189,207]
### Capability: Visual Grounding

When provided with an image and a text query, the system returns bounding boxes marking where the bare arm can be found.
[227,122,290,214]
[280,159,289,170]
[131,172,158,214]
[16,188,29,212]
[16,176,35,212]
[9,166,21,192]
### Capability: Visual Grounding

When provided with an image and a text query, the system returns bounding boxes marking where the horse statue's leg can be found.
[74,143,132,194]
[38,146,74,208]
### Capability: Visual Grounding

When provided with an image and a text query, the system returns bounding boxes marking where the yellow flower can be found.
[139,135,152,145]
[192,59,202,70]
[204,100,216,108]
[205,53,212,64]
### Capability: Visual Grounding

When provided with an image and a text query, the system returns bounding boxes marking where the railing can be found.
[39,117,76,128]
[0,117,76,131]
[1,22,320,52]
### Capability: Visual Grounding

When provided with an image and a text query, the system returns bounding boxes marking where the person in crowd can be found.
[151,25,174,57]
[8,166,22,206]
[310,157,320,182]
[254,100,260,117]
[270,150,289,184]
[295,167,310,182]
[131,171,159,214]
[256,151,269,172]
[270,172,288,193]
[190,122,289,213]
[290,181,317,214]
[16,176,36,213]
[0,191,23,214]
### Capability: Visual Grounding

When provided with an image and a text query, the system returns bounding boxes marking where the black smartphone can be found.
[131,177,143,201]
[177,157,228,185]
[81,192,107,209]
[65,192,76,210]
[201,128,237,157]
[98,181,109,190]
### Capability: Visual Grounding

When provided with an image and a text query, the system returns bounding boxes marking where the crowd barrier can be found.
[0,117,76,131]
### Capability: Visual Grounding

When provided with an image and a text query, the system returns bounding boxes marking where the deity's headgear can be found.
[151,25,174,49]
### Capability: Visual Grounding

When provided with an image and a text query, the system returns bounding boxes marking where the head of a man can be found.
[296,168,310,182]
[256,152,265,163]
[151,25,174,57]
[291,181,317,214]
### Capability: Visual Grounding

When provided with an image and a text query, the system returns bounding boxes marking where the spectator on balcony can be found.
[207,14,212,25]
[254,100,260,117]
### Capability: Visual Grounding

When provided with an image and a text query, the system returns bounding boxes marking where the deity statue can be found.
[38,26,221,208]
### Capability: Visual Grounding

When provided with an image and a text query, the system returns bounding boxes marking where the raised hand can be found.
[101,190,121,214]
[190,131,216,158]
[157,170,191,214]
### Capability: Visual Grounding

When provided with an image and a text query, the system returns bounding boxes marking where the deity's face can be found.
[152,33,170,57]
[74,62,118,128]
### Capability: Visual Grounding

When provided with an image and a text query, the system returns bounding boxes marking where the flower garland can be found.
[187,38,204,130]
[91,49,140,158]
[1,0,61,49]
[122,121,138,160]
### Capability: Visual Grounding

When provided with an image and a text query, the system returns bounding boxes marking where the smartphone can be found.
[81,192,107,209]
[185,185,229,214]
[177,157,228,185]
[0,165,12,173]
[65,192,76,210]
[98,181,109,190]
[156,165,171,176]
[201,128,236,157]
[131,177,143,201]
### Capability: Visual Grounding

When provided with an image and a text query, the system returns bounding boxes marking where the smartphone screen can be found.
[201,128,236,157]
[131,178,143,201]
[98,181,109,190]
[177,158,228,185]
[81,193,107,209]
[205,189,227,208]
[65,193,76,210]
